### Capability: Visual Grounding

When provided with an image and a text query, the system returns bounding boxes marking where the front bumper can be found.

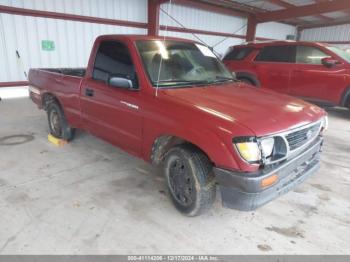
[214,137,323,211]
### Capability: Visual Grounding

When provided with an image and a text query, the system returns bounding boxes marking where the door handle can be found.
[85,88,94,97]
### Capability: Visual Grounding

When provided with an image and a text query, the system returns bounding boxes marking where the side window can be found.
[223,47,253,61]
[92,41,137,86]
[255,45,296,63]
[296,46,329,65]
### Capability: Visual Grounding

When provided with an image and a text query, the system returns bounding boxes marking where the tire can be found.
[346,98,350,109]
[163,144,216,216]
[47,101,75,141]
[239,78,256,86]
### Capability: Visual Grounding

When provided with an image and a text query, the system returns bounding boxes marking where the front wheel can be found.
[163,145,216,216]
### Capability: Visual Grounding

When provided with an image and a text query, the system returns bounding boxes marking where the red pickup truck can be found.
[29,35,327,216]
[223,41,350,109]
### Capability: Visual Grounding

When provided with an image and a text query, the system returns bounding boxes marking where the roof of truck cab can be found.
[95,34,200,44]
[231,40,329,49]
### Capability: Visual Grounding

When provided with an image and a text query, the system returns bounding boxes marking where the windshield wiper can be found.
[204,76,236,85]
[154,79,210,86]
[154,77,235,87]
[213,76,235,82]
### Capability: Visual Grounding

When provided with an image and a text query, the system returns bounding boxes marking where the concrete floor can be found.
[0,97,349,255]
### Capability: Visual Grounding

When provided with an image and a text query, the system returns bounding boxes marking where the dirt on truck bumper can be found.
[214,137,323,211]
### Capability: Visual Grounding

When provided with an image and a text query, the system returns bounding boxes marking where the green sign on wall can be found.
[41,40,55,51]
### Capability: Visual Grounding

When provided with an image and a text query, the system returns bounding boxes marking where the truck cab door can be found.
[253,45,296,94]
[80,40,143,156]
[290,45,346,105]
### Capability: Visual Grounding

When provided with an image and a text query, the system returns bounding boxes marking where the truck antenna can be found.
[155,0,172,97]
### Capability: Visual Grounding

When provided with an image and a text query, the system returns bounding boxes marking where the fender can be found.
[142,118,258,173]
[144,128,240,170]
[235,72,261,87]
[340,85,350,107]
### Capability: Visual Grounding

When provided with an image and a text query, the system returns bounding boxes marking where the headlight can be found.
[260,137,274,158]
[233,136,287,165]
[233,137,261,163]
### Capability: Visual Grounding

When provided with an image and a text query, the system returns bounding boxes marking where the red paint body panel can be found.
[223,41,350,107]
[28,69,83,126]
[28,35,326,173]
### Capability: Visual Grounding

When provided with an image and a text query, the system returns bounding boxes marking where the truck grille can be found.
[286,122,321,151]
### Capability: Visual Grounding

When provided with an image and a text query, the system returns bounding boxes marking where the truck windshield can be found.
[136,40,235,87]
[327,46,350,63]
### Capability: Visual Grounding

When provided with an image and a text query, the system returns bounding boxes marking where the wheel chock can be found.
[48,134,68,146]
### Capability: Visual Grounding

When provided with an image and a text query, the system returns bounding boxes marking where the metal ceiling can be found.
[195,0,350,29]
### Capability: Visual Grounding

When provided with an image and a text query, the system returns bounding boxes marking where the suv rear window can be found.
[223,47,253,61]
[255,45,296,63]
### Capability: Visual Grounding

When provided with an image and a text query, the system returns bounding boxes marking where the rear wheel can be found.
[47,102,75,141]
[163,144,216,216]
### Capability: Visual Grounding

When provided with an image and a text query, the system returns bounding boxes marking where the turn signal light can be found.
[261,174,278,188]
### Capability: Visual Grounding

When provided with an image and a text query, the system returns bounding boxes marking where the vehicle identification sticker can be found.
[195,44,216,58]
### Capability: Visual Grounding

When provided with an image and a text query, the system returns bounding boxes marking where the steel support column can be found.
[148,0,161,36]
[246,17,257,42]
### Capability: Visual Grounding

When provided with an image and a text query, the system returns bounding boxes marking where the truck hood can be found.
[162,82,325,137]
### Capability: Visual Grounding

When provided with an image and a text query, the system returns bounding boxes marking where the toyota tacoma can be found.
[29,35,327,216]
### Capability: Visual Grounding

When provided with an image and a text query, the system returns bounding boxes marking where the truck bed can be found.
[28,67,86,126]
[39,68,86,77]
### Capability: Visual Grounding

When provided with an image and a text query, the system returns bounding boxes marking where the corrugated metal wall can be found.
[160,2,246,55]
[257,22,296,40]
[0,0,296,83]
[0,0,147,82]
[301,24,350,50]
[160,3,296,56]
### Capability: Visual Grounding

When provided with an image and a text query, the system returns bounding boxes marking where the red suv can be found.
[223,41,350,109]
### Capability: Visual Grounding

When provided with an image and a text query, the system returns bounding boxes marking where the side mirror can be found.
[108,76,134,89]
[321,57,340,68]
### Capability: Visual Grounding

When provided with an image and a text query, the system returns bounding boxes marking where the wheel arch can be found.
[150,135,210,166]
[148,131,240,171]
[235,72,261,87]
[42,92,62,110]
